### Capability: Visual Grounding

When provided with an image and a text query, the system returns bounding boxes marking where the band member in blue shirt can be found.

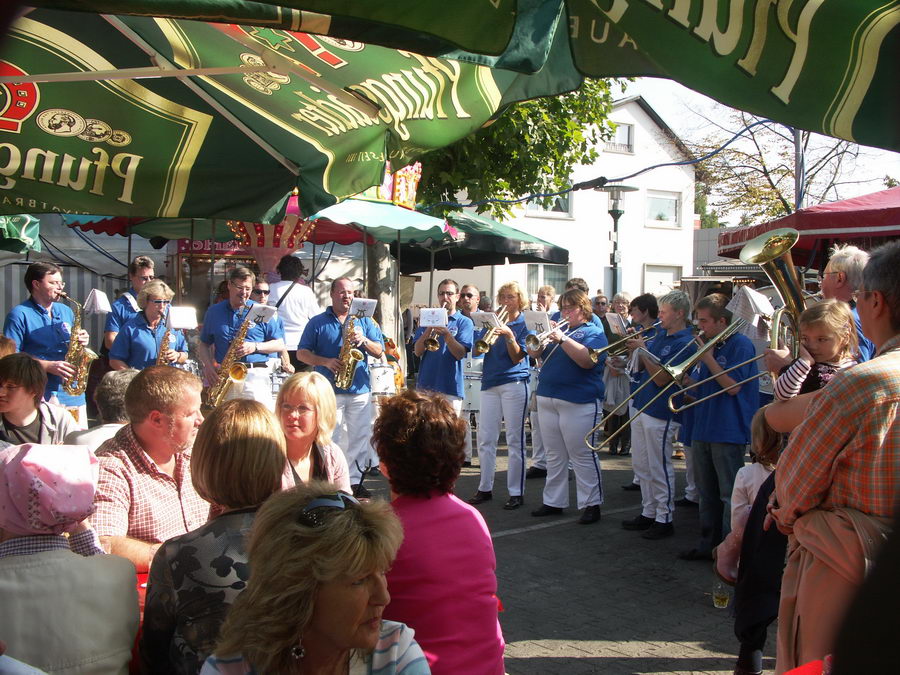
[466,282,533,510]
[621,290,696,541]
[3,261,91,420]
[103,256,155,351]
[198,267,285,410]
[527,289,608,524]
[298,277,384,495]
[413,279,474,459]
[109,280,188,371]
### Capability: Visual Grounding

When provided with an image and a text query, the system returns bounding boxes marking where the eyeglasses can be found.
[595,301,608,306]
[230,282,253,293]
[136,275,155,282]
[47,281,66,289]
[437,291,457,296]
[252,289,270,296]
[297,492,361,528]
[280,402,315,416]
[817,271,840,284]
[150,299,171,305]
[460,293,475,298]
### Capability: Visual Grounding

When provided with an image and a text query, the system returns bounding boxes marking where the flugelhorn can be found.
[473,306,510,355]
[666,228,804,413]
[584,320,747,452]
[525,319,569,351]
[423,302,449,352]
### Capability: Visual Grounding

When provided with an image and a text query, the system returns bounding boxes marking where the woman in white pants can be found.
[527,289,608,524]
[466,282,533,510]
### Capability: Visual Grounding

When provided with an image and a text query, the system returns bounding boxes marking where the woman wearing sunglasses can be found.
[109,280,188,370]
[201,483,429,675]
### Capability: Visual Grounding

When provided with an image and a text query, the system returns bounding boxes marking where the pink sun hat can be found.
[0,444,99,536]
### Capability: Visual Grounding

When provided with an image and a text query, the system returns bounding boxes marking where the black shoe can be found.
[642,522,675,540]
[503,496,524,510]
[531,504,564,517]
[462,460,472,468]
[678,548,713,561]
[466,490,492,505]
[622,514,655,530]
[675,497,699,508]
[368,466,382,476]
[351,483,372,499]
[621,483,641,492]
[577,505,601,524]
[733,666,763,675]
[608,446,619,456]
[525,466,547,479]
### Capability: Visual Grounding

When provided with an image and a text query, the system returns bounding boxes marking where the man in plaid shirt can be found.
[93,365,209,572]
[771,240,900,672]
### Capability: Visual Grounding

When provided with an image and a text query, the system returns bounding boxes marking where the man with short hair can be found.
[268,254,320,371]
[104,256,155,350]
[92,366,208,572]
[413,279,474,461]
[458,284,481,319]
[771,240,900,671]
[251,279,295,375]
[66,368,138,452]
[3,261,91,419]
[197,266,285,408]
[298,277,385,494]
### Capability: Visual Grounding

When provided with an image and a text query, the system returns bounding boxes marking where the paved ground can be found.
[363,432,776,675]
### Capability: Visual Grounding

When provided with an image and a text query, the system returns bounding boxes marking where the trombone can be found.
[597,320,662,357]
[423,302,449,352]
[584,320,747,452]
[525,319,569,351]
[473,306,510,355]
[666,227,805,413]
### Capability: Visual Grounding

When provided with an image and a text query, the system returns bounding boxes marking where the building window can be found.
[527,263,569,297]
[643,264,682,295]
[606,122,633,153]
[646,191,680,228]
[525,191,573,218]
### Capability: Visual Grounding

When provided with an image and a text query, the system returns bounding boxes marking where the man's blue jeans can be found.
[692,441,747,552]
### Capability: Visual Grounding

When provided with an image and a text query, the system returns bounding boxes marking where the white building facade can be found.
[412,96,696,305]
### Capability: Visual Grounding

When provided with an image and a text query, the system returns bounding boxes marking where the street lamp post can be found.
[596,184,638,296]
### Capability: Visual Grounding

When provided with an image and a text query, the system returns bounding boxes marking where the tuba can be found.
[58,292,98,396]
[335,315,365,389]
[203,305,252,410]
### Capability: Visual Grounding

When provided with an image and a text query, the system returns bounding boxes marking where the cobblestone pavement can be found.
[365,438,776,675]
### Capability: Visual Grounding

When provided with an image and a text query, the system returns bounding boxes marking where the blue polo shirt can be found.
[200,300,284,364]
[476,313,531,390]
[690,332,759,445]
[3,298,84,405]
[104,288,139,334]
[629,324,662,395]
[851,305,875,361]
[414,312,474,398]
[298,308,384,394]
[537,322,607,404]
[109,313,188,370]
[633,327,696,422]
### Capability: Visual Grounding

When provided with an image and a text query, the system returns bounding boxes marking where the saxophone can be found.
[156,326,171,366]
[204,305,252,409]
[334,315,364,389]
[58,292,98,396]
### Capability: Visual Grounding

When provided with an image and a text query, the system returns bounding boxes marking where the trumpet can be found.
[584,320,746,452]
[525,319,569,351]
[666,227,805,414]
[473,306,509,355]
[423,302,449,352]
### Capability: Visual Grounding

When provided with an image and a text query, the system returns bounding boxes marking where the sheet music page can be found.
[523,310,550,333]
[247,304,277,323]
[419,308,449,327]
[168,306,198,330]
[349,298,377,319]
[83,289,112,314]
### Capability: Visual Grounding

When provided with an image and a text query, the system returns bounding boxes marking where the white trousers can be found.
[683,445,699,502]
[537,396,603,509]
[334,392,374,484]
[530,409,546,469]
[477,380,529,496]
[224,364,275,411]
[630,407,678,524]
[445,395,473,460]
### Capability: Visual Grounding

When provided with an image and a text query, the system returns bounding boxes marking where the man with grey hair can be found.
[66,369,139,452]
[621,290,695,540]
[770,240,900,670]
[298,277,384,496]
[819,243,875,360]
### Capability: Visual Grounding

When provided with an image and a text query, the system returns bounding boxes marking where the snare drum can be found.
[462,357,484,412]
[270,368,291,396]
[175,359,201,377]
[370,362,397,397]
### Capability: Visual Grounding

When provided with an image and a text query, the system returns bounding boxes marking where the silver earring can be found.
[290,643,305,660]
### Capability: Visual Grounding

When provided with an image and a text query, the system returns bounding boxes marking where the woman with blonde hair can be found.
[467,281,533,510]
[141,399,287,674]
[201,482,429,675]
[109,279,188,370]
[276,371,351,492]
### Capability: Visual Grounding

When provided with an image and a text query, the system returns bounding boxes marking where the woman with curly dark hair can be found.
[374,389,505,674]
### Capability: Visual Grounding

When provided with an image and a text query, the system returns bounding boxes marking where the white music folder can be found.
[349,298,377,319]
[419,307,448,327]
[83,289,111,314]
[168,306,198,330]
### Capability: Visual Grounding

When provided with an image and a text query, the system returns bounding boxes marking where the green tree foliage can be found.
[695,179,720,229]
[418,78,618,219]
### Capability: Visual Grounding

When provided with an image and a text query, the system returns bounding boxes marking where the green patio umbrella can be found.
[0,8,569,223]
[0,214,41,253]
[41,1,896,152]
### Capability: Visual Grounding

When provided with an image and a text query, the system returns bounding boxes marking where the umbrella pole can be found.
[428,248,435,300]
[396,231,402,369]
[127,229,132,266]
[362,226,368,296]
[210,219,216,304]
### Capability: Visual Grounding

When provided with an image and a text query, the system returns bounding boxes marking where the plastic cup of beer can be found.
[712,577,731,609]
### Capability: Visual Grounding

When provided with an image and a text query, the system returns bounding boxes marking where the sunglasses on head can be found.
[297,492,361,528]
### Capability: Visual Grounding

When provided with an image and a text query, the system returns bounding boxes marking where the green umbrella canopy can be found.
[0,8,567,223]
[0,214,41,253]
[41,1,897,152]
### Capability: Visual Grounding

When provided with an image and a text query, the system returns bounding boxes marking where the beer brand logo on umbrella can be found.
[0,61,39,133]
